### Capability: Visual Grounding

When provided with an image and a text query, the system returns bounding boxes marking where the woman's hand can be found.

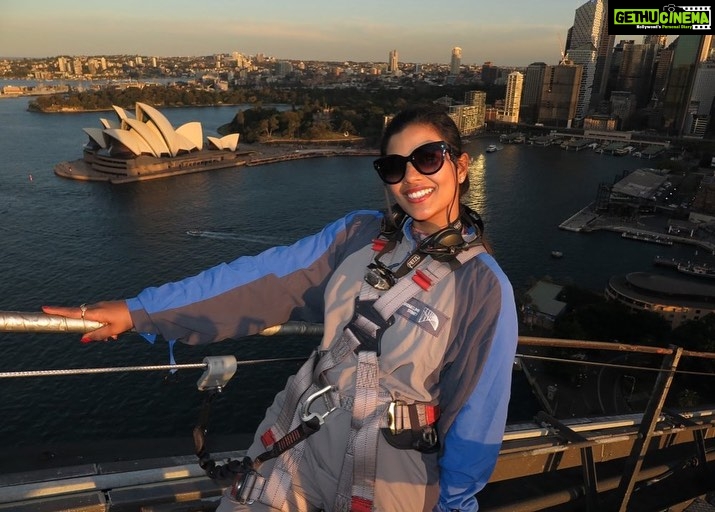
[42,301,134,343]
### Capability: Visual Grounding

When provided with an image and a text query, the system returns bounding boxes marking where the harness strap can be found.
[336,246,486,512]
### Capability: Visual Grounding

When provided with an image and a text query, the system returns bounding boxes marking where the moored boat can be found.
[676,261,715,278]
[621,231,673,246]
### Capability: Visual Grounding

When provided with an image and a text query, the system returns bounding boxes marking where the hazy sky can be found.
[1,0,640,67]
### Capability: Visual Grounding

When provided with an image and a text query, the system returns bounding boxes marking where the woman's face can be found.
[385,123,468,234]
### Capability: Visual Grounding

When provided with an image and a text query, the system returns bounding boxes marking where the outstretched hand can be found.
[42,300,134,343]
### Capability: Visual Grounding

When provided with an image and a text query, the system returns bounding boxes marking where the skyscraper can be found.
[538,61,583,128]
[388,49,398,74]
[662,35,713,136]
[590,1,614,111]
[615,41,659,109]
[566,0,607,122]
[450,47,462,76]
[684,60,715,138]
[503,71,524,123]
[520,62,547,123]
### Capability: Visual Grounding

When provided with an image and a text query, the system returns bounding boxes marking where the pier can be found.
[558,204,715,253]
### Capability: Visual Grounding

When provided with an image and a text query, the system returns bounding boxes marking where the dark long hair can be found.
[379,105,470,196]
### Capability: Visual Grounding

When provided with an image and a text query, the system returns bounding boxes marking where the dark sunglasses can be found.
[373,141,454,184]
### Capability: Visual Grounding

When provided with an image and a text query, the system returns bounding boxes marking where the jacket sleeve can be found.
[435,254,519,512]
[126,211,379,345]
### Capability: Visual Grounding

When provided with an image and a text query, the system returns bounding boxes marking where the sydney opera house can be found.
[55,102,242,183]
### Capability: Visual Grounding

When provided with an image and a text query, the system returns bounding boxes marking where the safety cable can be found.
[517,353,715,378]
[0,356,308,379]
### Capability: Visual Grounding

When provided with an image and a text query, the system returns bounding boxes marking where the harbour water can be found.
[0,97,704,451]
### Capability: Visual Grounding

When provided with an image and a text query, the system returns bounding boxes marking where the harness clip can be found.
[387,400,405,435]
[229,466,258,504]
[300,385,336,425]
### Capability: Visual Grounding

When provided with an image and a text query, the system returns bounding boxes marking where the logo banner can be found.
[608,2,713,35]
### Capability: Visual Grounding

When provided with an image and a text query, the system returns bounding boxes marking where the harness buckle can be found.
[229,466,258,504]
[300,385,336,425]
[422,426,438,448]
[387,400,405,435]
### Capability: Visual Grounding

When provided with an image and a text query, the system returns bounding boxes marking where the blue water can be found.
[0,97,701,448]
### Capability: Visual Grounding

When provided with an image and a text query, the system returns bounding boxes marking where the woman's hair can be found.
[379,105,470,196]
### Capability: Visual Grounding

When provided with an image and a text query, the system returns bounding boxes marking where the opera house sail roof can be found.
[58,102,242,184]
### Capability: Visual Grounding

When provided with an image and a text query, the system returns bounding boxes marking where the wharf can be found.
[558,204,715,253]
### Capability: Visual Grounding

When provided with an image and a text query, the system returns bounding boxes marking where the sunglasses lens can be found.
[412,144,445,174]
[374,155,405,184]
[373,142,449,184]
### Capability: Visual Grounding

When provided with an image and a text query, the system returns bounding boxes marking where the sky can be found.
[1,0,646,67]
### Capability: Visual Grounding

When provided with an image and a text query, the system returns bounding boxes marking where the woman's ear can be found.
[457,152,470,183]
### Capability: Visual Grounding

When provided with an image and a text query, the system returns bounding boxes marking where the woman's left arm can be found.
[435,257,519,512]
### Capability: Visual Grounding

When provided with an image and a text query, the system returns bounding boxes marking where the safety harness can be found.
[223,213,486,511]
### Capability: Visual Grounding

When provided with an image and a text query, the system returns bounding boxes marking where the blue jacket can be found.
[127,209,518,511]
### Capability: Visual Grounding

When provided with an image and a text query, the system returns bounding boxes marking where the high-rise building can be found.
[481,62,498,86]
[684,61,715,138]
[388,50,398,74]
[538,61,583,128]
[450,47,462,76]
[615,42,659,109]
[57,57,67,73]
[72,58,83,76]
[450,90,486,135]
[591,1,614,111]
[662,35,713,136]
[503,71,524,123]
[652,46,675,103]
[566,0,606,122]
[609,91,637,129]
[520,62,547,123]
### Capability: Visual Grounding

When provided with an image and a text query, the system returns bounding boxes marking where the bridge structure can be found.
[0,318,712,511]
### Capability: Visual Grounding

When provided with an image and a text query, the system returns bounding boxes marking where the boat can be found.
[0,315,713,512]
[653,255,678,268]
[551,250,563,258]
[621,231,674,246]
[486,144,498,153]
[676,262,715,278]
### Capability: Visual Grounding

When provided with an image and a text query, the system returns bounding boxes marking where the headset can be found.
[365,204,485,290]
[382,203,484,259]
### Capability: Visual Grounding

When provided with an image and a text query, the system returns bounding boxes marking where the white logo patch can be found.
[396,298,448,337]
[418,308,439,331]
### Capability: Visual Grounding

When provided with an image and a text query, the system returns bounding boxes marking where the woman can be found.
[43,106,518,511]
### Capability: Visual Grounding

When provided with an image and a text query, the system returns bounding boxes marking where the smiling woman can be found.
[41,105,519,512]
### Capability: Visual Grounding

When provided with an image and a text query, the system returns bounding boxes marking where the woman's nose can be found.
[403,161,420,181]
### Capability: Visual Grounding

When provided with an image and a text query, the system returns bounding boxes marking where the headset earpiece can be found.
[381,203,407,237]
[420,206,484,262]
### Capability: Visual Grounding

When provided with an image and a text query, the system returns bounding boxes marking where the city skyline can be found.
[2,0,649,67]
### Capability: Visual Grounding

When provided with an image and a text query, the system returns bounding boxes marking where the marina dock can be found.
[558,204,715,253]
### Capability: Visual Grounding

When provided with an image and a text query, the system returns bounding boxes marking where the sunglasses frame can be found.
[373,141,454,184]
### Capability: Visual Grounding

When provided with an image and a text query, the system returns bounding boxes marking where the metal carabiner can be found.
[300,385,336,425]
